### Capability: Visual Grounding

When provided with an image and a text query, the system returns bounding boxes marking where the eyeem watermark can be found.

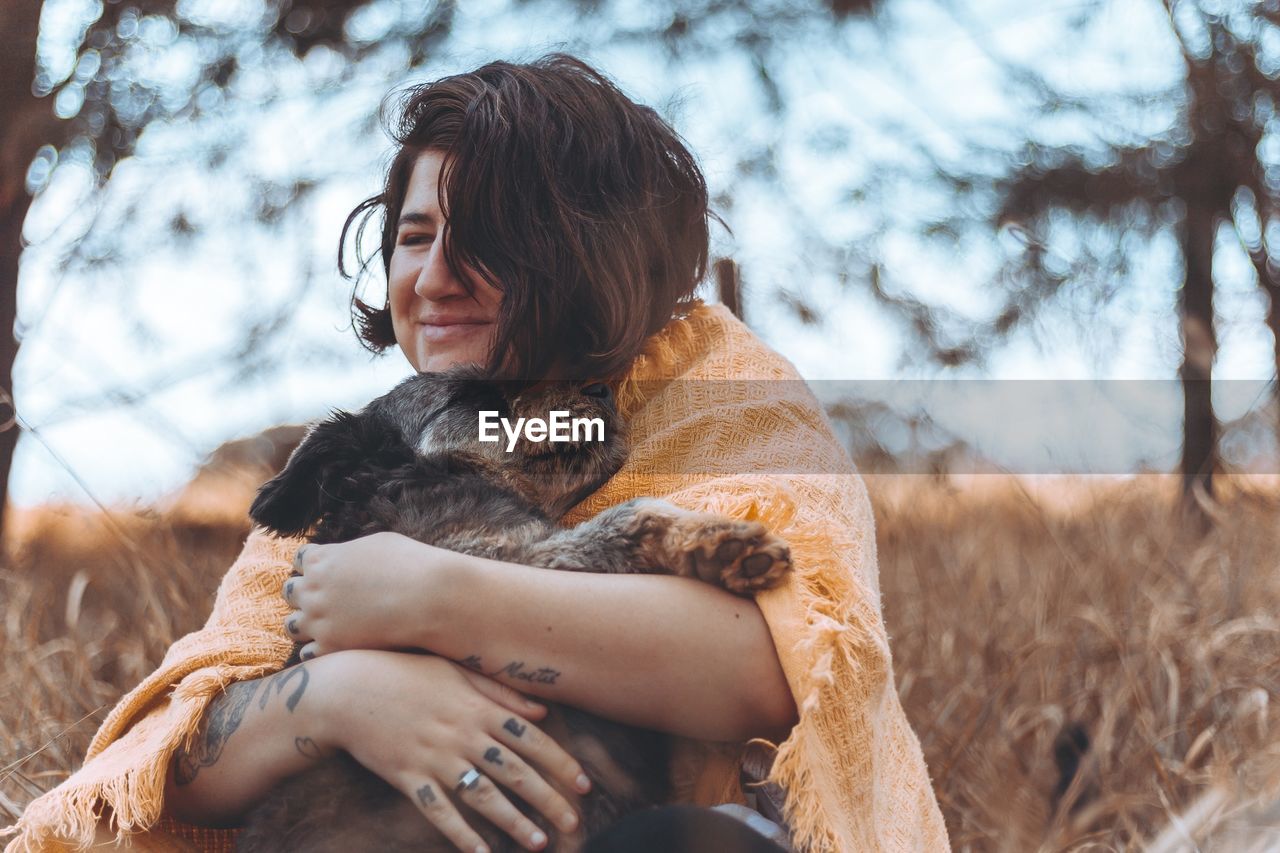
[478,410,605,452]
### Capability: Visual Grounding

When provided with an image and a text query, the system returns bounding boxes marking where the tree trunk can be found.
[1262,276,1280,462]
[1178,200,1218,508]
[715,258,743,322]
[0,0,56,541]
[0,194,27,539]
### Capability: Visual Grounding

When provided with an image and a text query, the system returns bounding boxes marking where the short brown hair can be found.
[341,54,711,380]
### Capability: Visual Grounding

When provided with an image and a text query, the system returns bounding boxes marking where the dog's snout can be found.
[581,382,611,399]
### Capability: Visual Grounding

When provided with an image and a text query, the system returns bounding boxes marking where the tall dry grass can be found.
[873,474,1280,850]
[2,472,1279,849]
[0,500,253,822]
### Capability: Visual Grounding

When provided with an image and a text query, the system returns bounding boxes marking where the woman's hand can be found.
[283,532,458,658]
[316,649,591,853]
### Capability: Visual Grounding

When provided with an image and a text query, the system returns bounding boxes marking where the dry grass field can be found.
[3,468,1280,850]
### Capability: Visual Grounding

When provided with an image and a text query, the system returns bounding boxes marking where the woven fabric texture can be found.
[3,301,948,852]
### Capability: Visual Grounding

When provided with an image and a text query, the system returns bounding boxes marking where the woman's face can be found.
[389,149,503,373]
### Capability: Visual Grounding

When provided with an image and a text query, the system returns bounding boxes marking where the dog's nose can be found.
[581,382,611,399]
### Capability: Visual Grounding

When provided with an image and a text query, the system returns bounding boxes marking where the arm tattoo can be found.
[494,661,560,686]
[258,663,311,713]
[172,679,260,786]
[295,736,324,759]
[462,654,561,686]
[172,663,314,786]
[483,747,504,766]
[503,718,527,738]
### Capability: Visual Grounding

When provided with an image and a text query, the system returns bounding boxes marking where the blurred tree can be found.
[2,2,48,541]
[2,0,461,539]
[997,0,1280,504]
[860,0,1280,509]
[7,0,888,534]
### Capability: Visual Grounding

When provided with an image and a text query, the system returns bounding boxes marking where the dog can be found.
[235,366,791,853]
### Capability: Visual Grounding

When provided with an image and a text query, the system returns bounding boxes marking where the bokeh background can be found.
[10,0,1280,509]
[6,1,1280,850]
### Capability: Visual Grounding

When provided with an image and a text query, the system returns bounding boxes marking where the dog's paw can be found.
[682,520,792,593]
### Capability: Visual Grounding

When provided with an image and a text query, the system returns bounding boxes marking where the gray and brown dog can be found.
[238,366,790,853]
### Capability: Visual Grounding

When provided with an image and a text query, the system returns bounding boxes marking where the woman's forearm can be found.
[163,659,336,827]
[419,556,798,743]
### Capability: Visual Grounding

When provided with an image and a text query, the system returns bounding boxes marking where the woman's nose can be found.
[414,238,466,300]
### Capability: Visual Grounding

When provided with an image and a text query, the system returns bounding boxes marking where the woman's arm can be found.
[284,533,797,742]
[415,551,798,743]
[163,651,588,853]
[162,659,336,827]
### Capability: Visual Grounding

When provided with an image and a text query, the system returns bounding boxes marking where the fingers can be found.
[451,762,550,852]
[283,604,317,649]
[457,666,547,719]
[492,711,592,797]
[282,558,319,655]
[473,740,580,836]
[402,763,551,853]
[282,574,300,607]
[405,775,494,853]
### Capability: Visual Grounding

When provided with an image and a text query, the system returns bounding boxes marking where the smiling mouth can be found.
[417,320,493,342]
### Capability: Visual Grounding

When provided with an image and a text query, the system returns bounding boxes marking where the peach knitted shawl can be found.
[2,302,948,852]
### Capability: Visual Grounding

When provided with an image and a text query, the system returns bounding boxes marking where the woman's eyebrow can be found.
[397,211,436,228]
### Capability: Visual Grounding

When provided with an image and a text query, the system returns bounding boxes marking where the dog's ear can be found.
[250,410,402,536]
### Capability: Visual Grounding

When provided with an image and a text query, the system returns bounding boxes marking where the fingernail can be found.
[559,811,578,832]
[576,773,591,793]
[529,830,547,848]
[474,845,489,853]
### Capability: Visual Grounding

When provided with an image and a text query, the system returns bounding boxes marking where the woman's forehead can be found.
[402,150,447,221]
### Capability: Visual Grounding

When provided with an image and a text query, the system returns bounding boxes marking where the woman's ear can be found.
[249,411,370,536]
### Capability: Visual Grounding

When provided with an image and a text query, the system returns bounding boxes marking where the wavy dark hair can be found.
[340,54,712,381]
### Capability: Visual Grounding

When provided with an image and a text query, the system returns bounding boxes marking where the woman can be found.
[1,56,948,853]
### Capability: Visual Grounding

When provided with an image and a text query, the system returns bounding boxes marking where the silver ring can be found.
[456,767,483,793]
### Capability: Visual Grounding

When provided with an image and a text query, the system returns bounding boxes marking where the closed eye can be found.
[398,232,436,246]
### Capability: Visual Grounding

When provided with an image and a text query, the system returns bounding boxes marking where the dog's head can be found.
[249,366,628,536]
[482,376,630,518]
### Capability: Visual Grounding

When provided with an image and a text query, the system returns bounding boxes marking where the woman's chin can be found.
[417,351,485,373]
[410,331,494,373]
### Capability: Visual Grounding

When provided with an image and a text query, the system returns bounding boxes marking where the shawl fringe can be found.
[4,661,284,852]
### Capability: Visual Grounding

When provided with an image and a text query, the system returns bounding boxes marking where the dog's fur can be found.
[236,367,791,853]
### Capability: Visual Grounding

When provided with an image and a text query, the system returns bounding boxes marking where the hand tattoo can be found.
[503,718,527,738]
[417,784,438,806]
[483,747,504,766]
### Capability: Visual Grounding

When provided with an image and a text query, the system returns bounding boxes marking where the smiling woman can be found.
[340,58,711,383]
[387,150,502,374]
